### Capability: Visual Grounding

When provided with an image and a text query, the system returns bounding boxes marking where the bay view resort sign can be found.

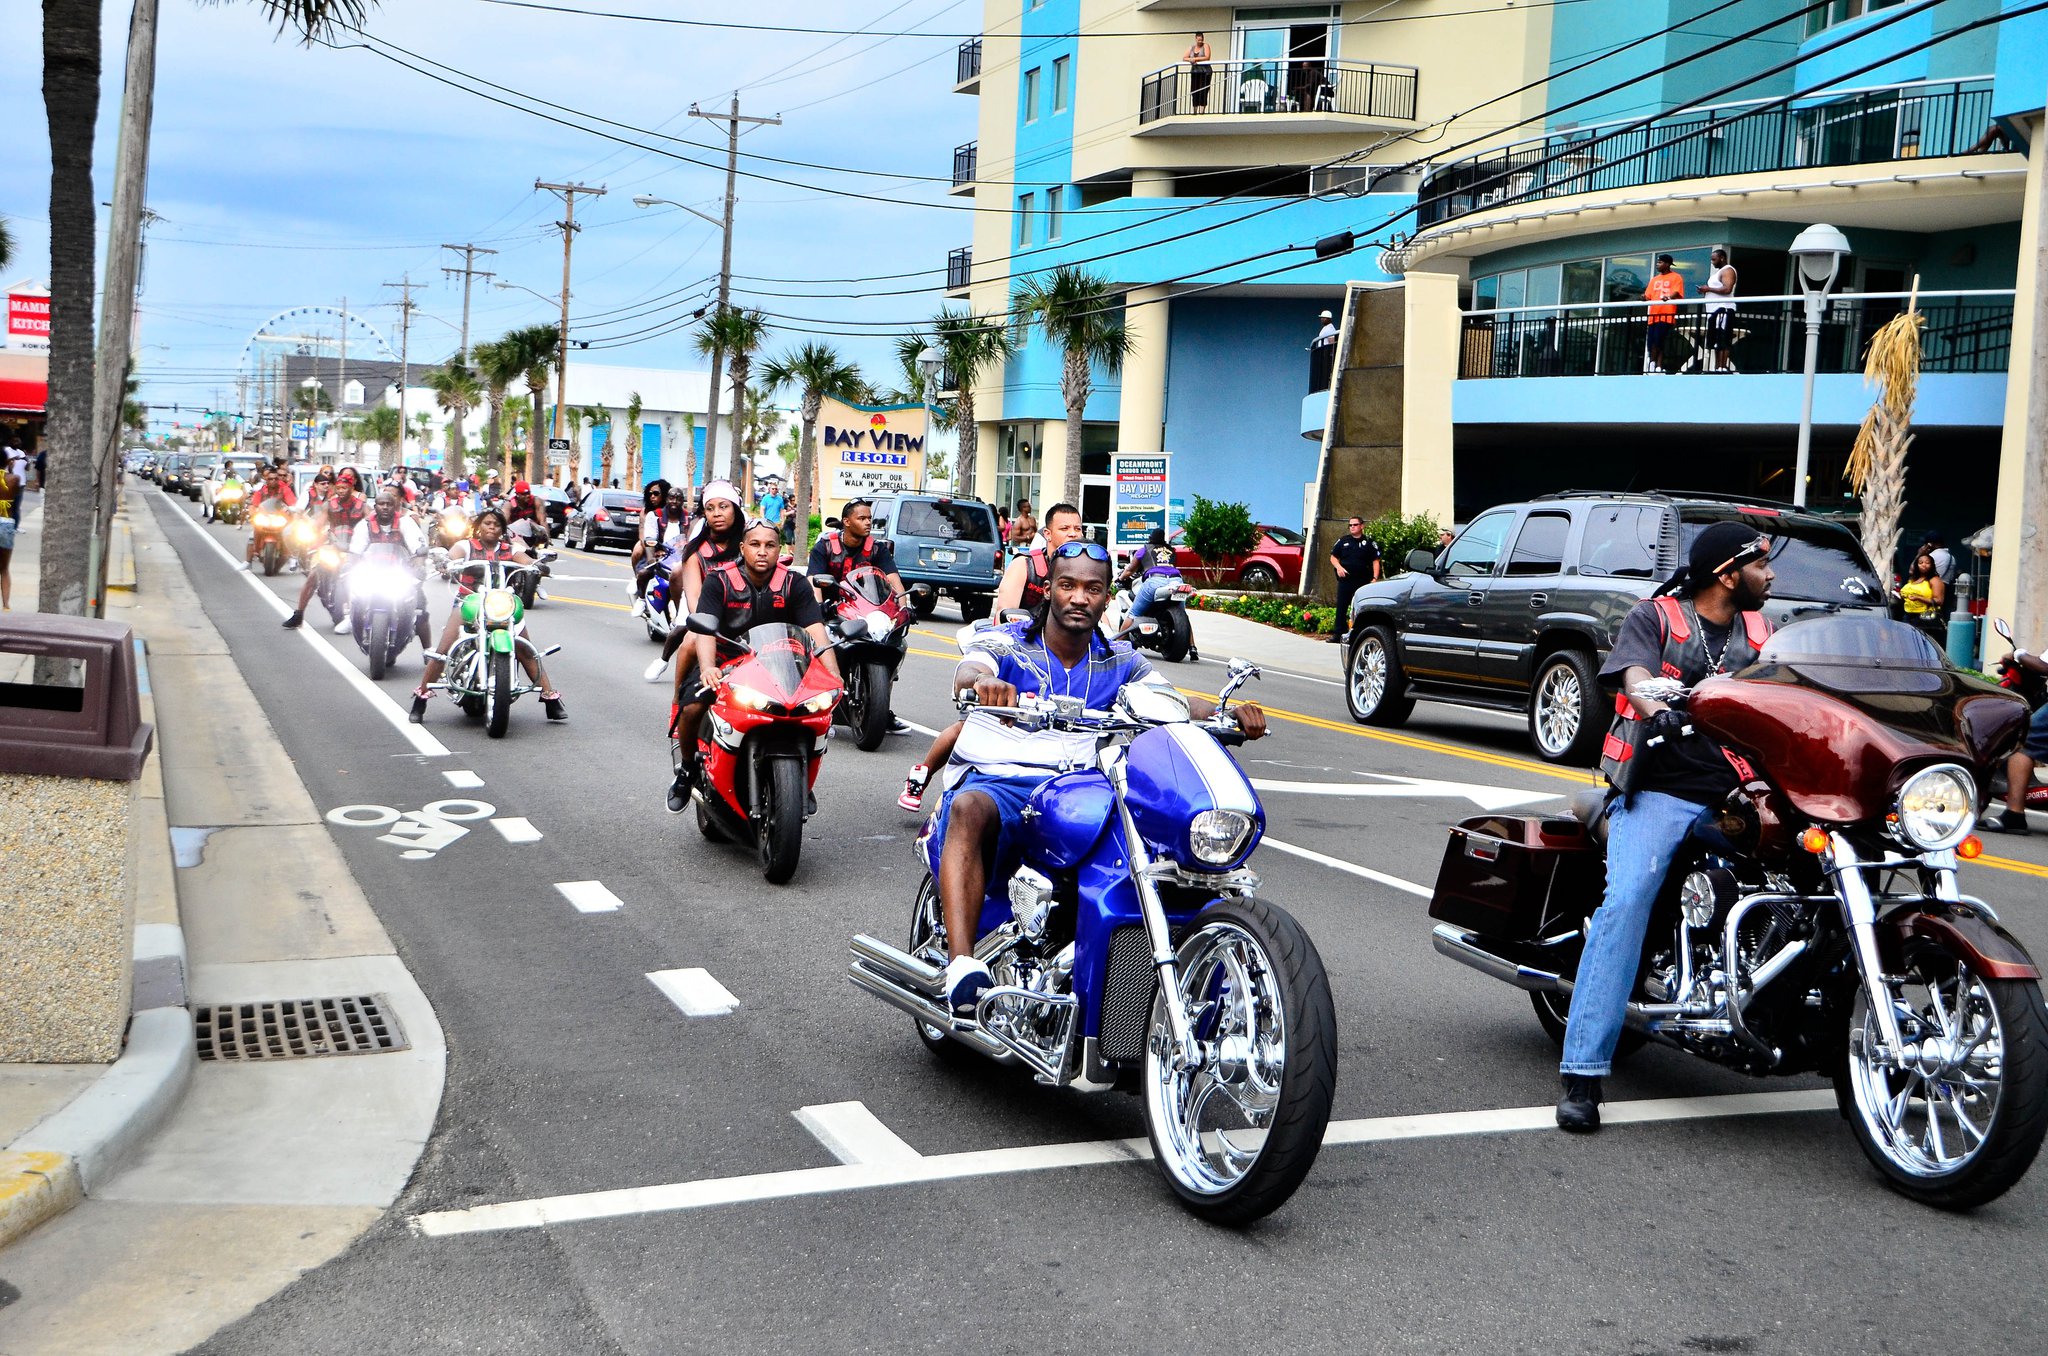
[819,397,926,520]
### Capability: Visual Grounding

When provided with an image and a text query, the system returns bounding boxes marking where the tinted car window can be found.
[1264,526,1305,546]
[895,500,995,543]
[1442,509,1513,575]
[600,492,639,510]
[1680,513,1880,605]
[1578,504,1662,577]
[1505,511,1569,576]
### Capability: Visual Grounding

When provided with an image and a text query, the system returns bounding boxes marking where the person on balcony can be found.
[1702,248,1739,373]
[1185,32,1213,111]
[1643,254,1685,374]
[1309,309,1338,393]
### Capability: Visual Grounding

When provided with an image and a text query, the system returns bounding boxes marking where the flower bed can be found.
[1188,590,1336,637]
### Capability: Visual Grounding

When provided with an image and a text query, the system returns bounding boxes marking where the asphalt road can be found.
[141,489,2048,1356]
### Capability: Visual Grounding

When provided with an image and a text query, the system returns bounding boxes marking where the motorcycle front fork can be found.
[1102,752,1200,1072]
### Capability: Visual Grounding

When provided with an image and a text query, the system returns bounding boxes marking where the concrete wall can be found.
[1547,0,1800,129]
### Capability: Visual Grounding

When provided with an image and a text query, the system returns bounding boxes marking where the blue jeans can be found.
[1129,575,1175,619]
[1559,790,1720,1077]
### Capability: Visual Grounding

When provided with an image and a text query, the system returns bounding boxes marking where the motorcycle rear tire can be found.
[851,662,891,751]
[758,756,806,884]
[1158,608,1192,663]
[486,647,513,738]
[1144,896,1336,1226]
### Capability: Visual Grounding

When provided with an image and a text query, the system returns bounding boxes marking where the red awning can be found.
[0,376,48,414]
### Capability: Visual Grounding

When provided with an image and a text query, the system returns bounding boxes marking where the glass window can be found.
[1603,253,1652,304]
[1017,193,1035,246]
[1052,56,1070,113]
[1577,504,1662,578]
[897,499,997,543]
[996,423,1042,517]
[1472,275,1499,311]
[1504,511,1569,576]
[1023,67,1040,122]
[1442,509,1513,576]
[1046,187,1064,240]
[1805,0,1905,38]
[1680,513,1881,606]
[1561,259,1601,305]
[1496,270,1527,311]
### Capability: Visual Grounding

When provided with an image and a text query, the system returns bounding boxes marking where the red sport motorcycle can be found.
[681,617,842,884]
[820,564,910,752]
[1430,614,2048,1209]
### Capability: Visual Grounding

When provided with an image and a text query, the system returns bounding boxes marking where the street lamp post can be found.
[916,345,943,492]
[1789,222,1851,509]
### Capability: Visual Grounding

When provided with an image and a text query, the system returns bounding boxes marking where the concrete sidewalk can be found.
[1185,607,1345,684]
[0,488,446,1356]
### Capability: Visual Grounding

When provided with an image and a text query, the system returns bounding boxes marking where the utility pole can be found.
[441,241,497,360]
[336,295,349,463]
[384,274,424,469]
[688,96,780,480]
[536,180,607,484]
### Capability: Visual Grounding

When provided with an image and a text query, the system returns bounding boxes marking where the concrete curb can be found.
[0,635,193,1251]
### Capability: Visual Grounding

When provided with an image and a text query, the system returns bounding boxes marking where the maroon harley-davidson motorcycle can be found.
[1430,614,2047,1208]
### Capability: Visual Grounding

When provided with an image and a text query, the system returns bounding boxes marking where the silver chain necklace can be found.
[1688,602,1731,674]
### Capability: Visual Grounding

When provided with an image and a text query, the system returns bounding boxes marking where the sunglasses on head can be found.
[1712,535,1772,576]
[1052,541,1110,562]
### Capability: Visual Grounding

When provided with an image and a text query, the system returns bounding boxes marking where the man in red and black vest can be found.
[667,521,841,811]
[1559,521,1775,1133]
[284,467,368,630]
[993,501,1084,615]
[807,498,909,606]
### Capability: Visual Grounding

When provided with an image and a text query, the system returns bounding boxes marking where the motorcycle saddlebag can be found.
[1427,813,1604,943]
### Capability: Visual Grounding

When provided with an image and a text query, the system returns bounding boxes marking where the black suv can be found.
[1339,491,1886,763]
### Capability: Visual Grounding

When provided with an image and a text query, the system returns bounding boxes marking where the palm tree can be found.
[0,216,12,270]
[623,391,644,489]
[565,403,603,486]
[498,322,559,484]
[760,342,864,557]
[589,406,615,486]
[1013,267,1133,507]
[426,357,480,481]
[927,308,1014,501]
[735,381,778,505]
[294,384,332,459]
[411,411,433,464]
[694,307,770,484]
[348,404,402,460]
[472,338,524,474]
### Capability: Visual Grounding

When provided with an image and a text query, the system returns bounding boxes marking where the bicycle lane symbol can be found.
[326,799,499,860]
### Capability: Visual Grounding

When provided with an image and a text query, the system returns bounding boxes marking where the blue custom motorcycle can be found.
[849,658,1337,1223]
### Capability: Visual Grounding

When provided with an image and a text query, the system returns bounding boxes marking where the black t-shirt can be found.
[1601,600,1737,805]
[1331,534,1380,580]
[699,566,823,640]
[807,533,897,581]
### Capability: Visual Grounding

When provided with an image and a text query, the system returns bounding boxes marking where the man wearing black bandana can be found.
[1557,521,1776,1132]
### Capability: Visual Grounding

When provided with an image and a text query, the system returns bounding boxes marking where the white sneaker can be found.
[942,955,994,1017]
[334,619,351,634]
[239,561,252,571]
[642,657,668,683]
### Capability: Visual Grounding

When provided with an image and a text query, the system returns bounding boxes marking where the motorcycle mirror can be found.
[685,611,721,636]
[1118,683,1191,725]
[1994,617,2015,643]
[998,609,1032,626]
[1226,657,1261,682]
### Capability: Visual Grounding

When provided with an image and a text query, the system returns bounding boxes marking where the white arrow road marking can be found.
[555,881,624,914]
[409,1089,1837,1237]
[647,968,738,1017]
[1251,774,1561,812]
[794,1102,922,1166]
[1259,837,1433,898]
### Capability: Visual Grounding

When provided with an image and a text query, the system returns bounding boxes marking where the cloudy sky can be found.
[2,0,980,425]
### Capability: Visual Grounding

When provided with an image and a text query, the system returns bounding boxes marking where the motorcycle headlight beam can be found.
[1893,763,1977,852]
[799,691,838,714]
[1188,809,1254,866]
[727,684,775,712]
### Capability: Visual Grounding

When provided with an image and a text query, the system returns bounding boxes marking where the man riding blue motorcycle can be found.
[934,540,1266,1014]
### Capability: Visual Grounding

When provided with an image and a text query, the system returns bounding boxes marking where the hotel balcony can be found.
[946,246,972,298]
[1136,59,1418,137]
[955,38,981,95]
[951,141,977,196]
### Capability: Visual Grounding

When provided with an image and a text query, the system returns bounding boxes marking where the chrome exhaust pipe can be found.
[1432,924,1564,993]
[849,933,945,996]
[847,959,1015,1063]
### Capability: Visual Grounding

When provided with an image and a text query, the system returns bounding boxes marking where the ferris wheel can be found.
[238,305,397,380]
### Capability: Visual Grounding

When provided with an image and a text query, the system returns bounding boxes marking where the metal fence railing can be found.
[1457,291,2014,380]
[956,38,981,87]
[1418,80,1998,228]
[946,247,972,293]
[952,142,977,188]
[1138,58,1418,126]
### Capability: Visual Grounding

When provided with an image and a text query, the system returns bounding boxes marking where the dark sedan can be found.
[565,488,644,552]
[535,485,574,539]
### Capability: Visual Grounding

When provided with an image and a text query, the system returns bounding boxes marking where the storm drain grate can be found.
[195,995,408,1061]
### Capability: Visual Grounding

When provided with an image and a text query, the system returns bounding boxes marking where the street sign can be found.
[1110,453,1171,549]
[547,438,571,452]
[546,452,568,467]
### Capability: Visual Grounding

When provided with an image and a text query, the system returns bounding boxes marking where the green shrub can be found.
[1360,510,1443,576]
[1182,495,1259,565]
[1188,590,1337,636]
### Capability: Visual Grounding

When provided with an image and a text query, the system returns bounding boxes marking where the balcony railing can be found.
[946,247,972,293]
[1139,58,1418,126]
[1458,291,2014,380]
[953,141,977,188]
[956,38,982,87]
[1418,79,1997,229]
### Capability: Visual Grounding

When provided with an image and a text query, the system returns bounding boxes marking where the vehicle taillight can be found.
[594,509,608,522]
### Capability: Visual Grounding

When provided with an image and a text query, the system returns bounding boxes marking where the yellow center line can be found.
[1973,852,2048,879]
[546,593,634,613]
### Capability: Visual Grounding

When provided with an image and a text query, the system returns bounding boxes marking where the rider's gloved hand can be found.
[1641,706,1689,753]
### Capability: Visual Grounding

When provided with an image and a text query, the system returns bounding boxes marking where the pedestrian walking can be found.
[1328,515,1381,642]
[1701,248,1738,373]
[1185,31,1213,111]
[759,481,786,532]
[1643,254,1685,373]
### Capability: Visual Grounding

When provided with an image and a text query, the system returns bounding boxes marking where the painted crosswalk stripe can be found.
[1259,836,1432,898]
[490,817,543,843]
[555,881,623,914]
[443,769,485,789]
[647,968,738,1017]
[794,1102,922,1166]
[409,1088,1837,1238]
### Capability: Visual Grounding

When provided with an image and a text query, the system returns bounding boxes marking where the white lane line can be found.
[895,717,944,738]
[166,503,450,757]
[410,1088,1835,1238]
[647,967,738,1017]
[1259,836,1433,898]
[443,769,485,789]
[555,880,623,914]
[1252,775,1559,812]
[490,817,543,843]
[793,1102,923,1166]
[1196,655,1342,688]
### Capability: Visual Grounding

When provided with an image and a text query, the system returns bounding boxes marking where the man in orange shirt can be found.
[1643,253,1685,373]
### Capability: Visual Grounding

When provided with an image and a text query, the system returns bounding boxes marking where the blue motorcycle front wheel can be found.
[1143,896,1337,1225]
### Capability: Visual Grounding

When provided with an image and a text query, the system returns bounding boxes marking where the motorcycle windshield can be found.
[839,565,892,607]
[733,623,814,702]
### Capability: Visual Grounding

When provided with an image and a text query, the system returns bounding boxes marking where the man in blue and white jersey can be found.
[933,541,1266,1014]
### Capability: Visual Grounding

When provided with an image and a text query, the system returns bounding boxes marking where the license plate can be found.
[932,549,959,563]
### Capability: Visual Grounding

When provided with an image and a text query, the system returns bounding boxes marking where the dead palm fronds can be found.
[1847,280,1924,580]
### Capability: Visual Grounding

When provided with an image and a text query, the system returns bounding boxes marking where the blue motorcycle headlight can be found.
[1189,809,1253,866]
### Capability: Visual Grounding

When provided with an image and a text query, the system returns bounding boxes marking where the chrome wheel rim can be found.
[1534,662,1582,755]
[1848,954,2006,1179]
[1349,637,1388,715]
[1145,921,1287,1197]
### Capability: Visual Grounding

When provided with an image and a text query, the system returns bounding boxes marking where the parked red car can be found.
[1169,524,1304,591]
